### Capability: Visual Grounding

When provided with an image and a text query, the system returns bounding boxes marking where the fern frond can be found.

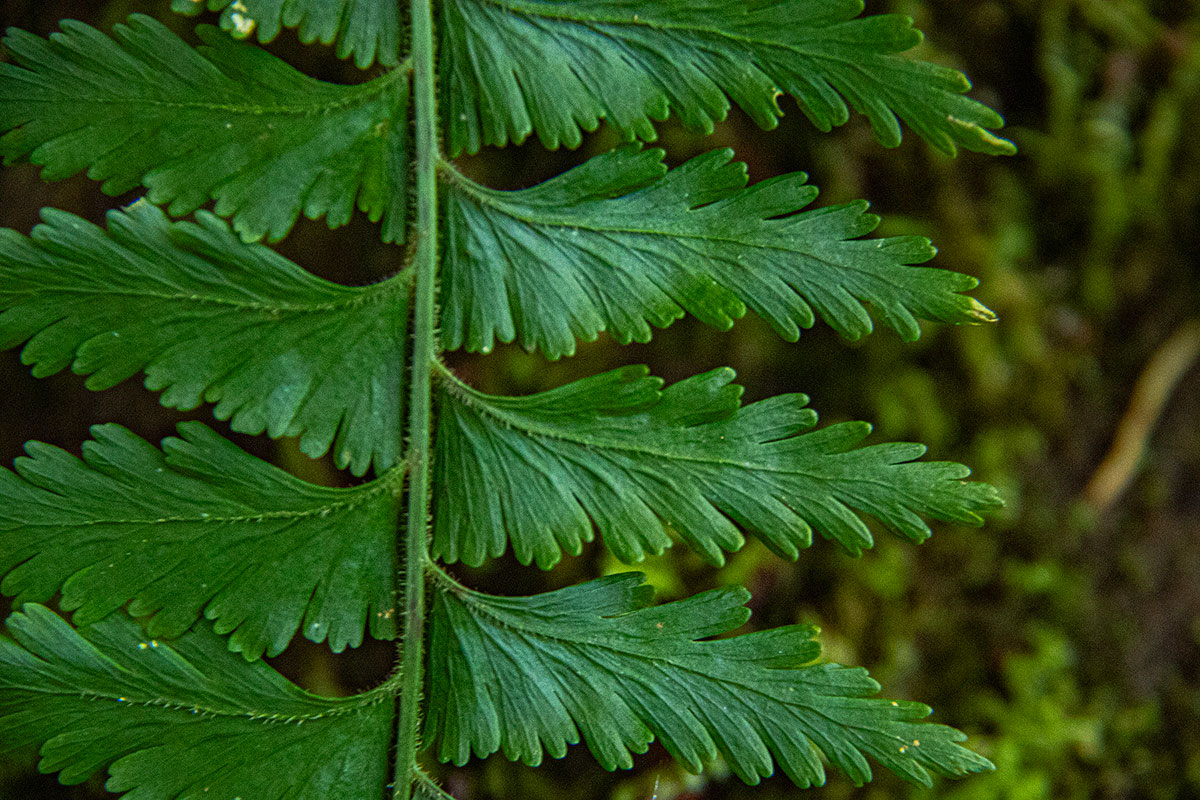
[442,146,994,359]
[0,606,392,796]
[0,201,407,475]
[0,423,399,659]
[426,573,994,786]
[0,15,408,243]
[0,1,1006,795]
[415,771,458,800]
[173,0,402,69]
[441,0,1016,156]
[433,366,1001,568]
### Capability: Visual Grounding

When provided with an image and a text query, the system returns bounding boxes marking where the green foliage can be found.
[0,202,407,475]
[442,146,994,359]
[0,422,400,659]
[0,16,409,243]
[439,0,1016,155]
[435,366,999,568]
[427,573,992,787]
[0,1,1012,798]
[0,605,392,797]
[172,0,402,69]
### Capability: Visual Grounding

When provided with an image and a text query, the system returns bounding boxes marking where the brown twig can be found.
[1083,319,1200,511]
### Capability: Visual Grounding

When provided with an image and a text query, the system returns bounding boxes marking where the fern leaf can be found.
[426,573,994,787]
[173,0,402,69]
[415,771,458,800]
[440,0,1016,156]
[0,201,407,475]
[0,606,392,796]
[0,423,399,659]
[443,147,994,359]
[0,15,408,243]
[433,367,1001,568]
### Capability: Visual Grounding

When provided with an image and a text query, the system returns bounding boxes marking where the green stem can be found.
[394,0,439,798]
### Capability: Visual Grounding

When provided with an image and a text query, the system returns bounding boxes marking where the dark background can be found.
[2,1,1199,799]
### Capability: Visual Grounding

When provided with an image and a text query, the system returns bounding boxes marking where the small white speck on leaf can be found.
[230,11,256,37]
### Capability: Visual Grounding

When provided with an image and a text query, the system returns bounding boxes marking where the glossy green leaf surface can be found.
[441,0,1015,155]
[426,573,994,786]
[0,606,392,797]
[0,201,407,475]
[433,367,1001,568]
[0,15,409,243]
[173,0,402,69]
[0,423,400,659]
[443,147,995,359]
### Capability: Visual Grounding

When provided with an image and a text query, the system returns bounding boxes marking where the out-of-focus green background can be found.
[1,1,1198,798]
